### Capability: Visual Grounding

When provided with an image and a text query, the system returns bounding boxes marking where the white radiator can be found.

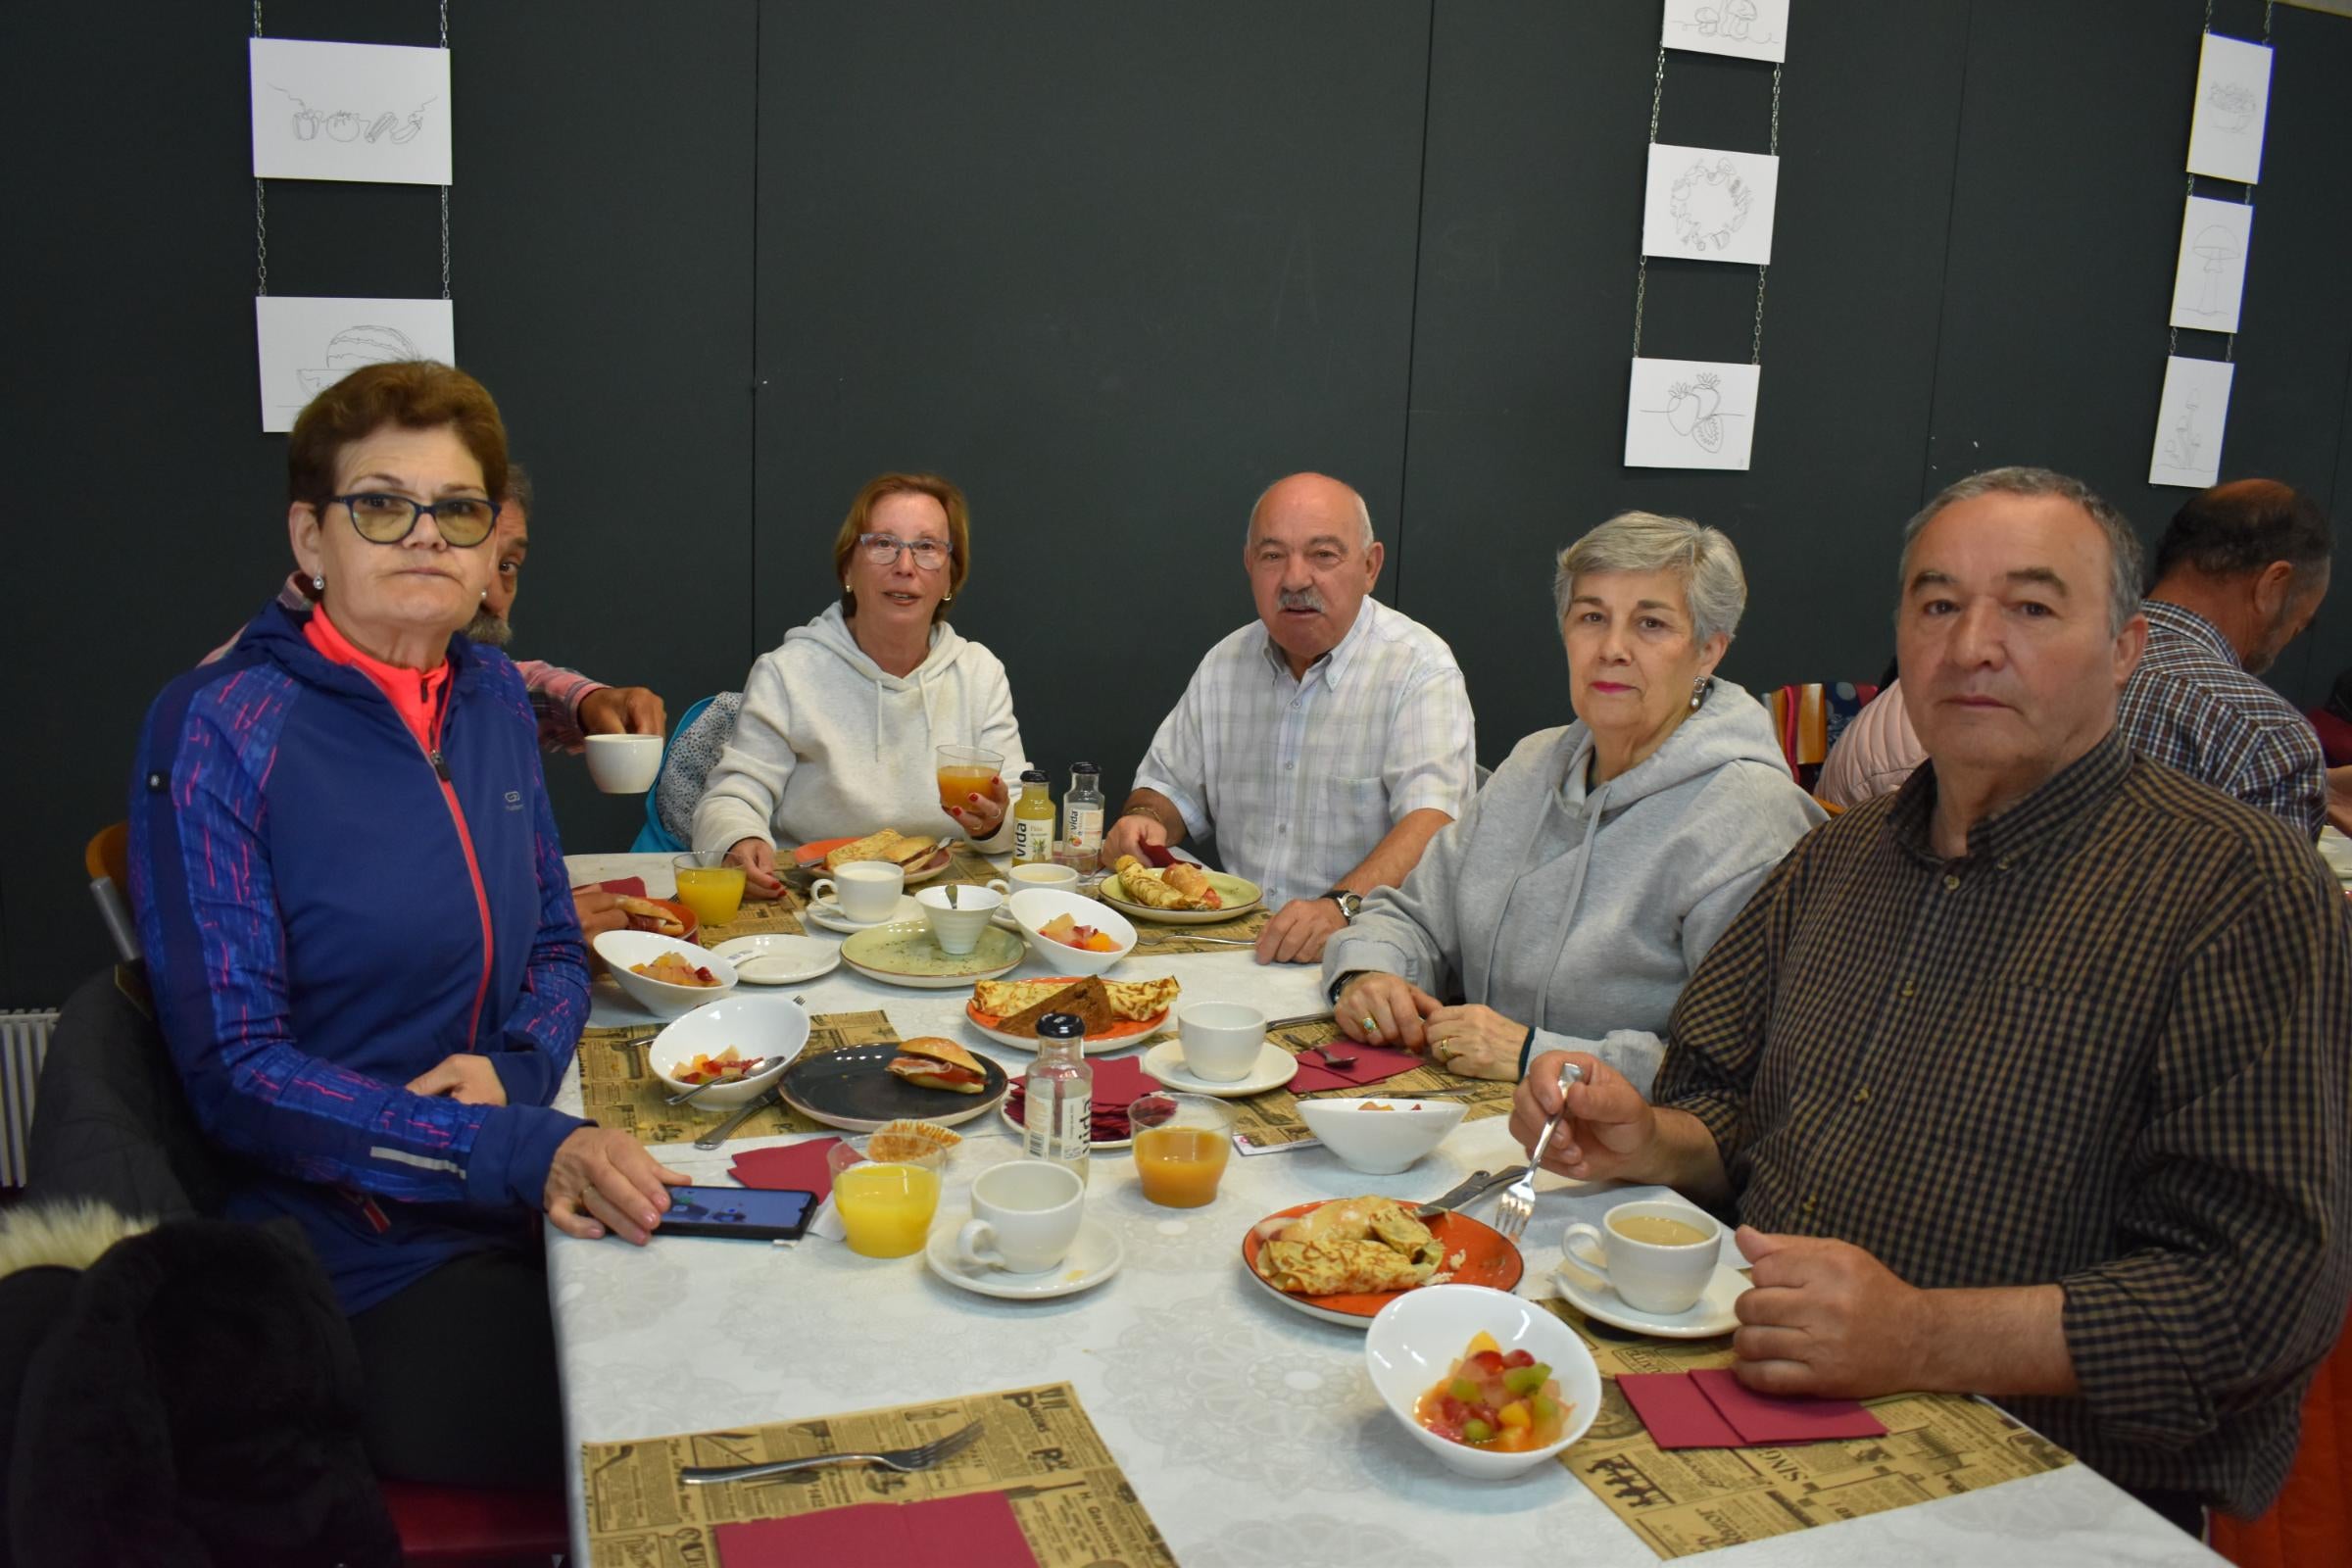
[1,1010,59,1188]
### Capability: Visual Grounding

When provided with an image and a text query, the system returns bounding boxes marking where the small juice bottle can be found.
[1063,762,1104,862]
[1011,768,1054,864]
[1023,1013,1093,1186]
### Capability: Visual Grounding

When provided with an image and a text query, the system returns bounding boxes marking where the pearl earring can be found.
[312,573,326,593]
[1689,678,1706,710]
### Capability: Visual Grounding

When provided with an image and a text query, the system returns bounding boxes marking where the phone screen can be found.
[658,1186,817,1242]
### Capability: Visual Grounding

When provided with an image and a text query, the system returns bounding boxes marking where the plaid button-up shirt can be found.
[1654,731,2352,1514]
[2118,599,2328,839]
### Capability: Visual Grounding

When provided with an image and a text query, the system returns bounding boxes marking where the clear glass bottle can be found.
[1011,768,1054,864]
[1023,1012,1093,1185]
[1063,762,1105,862]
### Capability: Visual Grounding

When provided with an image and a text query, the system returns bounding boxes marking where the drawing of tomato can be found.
[325,112,363,142]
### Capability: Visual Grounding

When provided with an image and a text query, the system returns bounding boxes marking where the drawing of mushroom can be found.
[2205,80,2258,134]
[1669,157,1754,254]
[296,324,426,395]
[1694,1,1759,41]
[2187,225,2238,316]
[2161,399,2203,471]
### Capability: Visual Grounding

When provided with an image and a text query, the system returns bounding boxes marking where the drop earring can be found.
[1689,678,1706,710]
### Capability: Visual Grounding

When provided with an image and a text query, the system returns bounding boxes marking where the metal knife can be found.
[694,1084,784,1150]
[1415,1164,1528,1220]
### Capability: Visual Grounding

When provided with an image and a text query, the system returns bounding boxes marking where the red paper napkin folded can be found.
[1286,1040,1429,1094]
[728,1137,845,1201]
[1617,1369,1886,1448]
[573,876,648,899]
[1138,842,1178,868]
[1004,1056,1155,1140]
[715,1493,1036,1567]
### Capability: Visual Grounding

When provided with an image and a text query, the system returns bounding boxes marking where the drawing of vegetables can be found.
[325,111,364,142]
[292,109,320,140]
[365,113,398,144]
[1665,373,1726,453]
[390,110,425,145]
[1669,157,1754,254]
[2205,80,2258,133]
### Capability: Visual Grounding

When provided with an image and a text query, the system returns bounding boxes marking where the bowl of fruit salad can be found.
[594,929,740,1016]
[1365,1284,1600,1478]
[646,994,809,1108]
[1004,888,1137,976]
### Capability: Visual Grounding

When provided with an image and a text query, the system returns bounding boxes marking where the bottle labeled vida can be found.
[1023,1012,1093,1185]
[1011,768,1054,864]
[1063,762,1105,862]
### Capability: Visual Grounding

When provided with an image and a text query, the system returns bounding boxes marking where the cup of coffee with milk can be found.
[1557,1200,1719,1314]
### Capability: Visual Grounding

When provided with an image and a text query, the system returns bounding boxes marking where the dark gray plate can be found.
[776,1044,1008,1133]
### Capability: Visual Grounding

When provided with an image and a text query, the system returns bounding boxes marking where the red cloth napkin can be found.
[728,1137,845,1201]
[1138,842,1178,868]
[1617,1369,1886,1448]
[574,876,647,898]
[1004,1055,1156,1141]
[1286,1040,1428,1094]
[715,1493,1036,1567]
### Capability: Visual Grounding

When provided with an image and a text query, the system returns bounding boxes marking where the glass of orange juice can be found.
[826,1137,947,1257]
[1130,1093,1236,1208]
[935,744,1004,812]
[671,852,747,927]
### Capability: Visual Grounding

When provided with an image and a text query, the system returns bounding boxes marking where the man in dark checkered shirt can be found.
[2118,479,2332,840]
[1513,467,2350,1529]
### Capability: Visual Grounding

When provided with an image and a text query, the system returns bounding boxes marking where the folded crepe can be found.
[884,1036,989,1095]
[974,975,1179,1027]
[1251,1197,1445,1295]
[1162,861,1222,908]
[615,895,686,938]
[1111,856,1190,909]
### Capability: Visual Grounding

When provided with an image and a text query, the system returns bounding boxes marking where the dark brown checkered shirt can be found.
[1654,730,2352,1514]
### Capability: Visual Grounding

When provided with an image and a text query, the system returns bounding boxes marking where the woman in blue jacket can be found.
[129,361,684,1488]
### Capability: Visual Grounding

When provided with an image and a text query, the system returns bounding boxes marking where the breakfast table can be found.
[551,851,2222,1567]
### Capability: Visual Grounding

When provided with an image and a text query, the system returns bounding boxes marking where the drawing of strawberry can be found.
[1665,381,1701,436]
[1690,372,1724,453]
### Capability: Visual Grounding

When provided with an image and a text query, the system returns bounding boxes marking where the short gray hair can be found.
[1246,475,1376,555]
[1551,511,1747,647]
[1898,466,2143,635]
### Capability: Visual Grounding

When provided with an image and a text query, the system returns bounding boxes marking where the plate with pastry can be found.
[1098,858,1261,925]
[793,830,956,885]
[776,1037,1008,1132]
[1241,1196,1523,1329]
[965,975,1178,1053]
[839,921,1026,988]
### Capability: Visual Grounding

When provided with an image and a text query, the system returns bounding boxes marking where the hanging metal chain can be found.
[254,4,267,295]
[253,3,264,35]
[438,0,453,298]
[440,0,450,47]
[1631,48,1668,358]
[1751,63,1782,366]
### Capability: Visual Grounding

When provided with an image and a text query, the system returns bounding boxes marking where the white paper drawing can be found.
[256,297,457,433]
[2147,356,2234,489]
[2168,196,2255,333]
[250,38,452,186]
[1660,0,1790,64]
[2184,32,2271,184]
[1642,144,1780,266]
[1624,358,1763,470]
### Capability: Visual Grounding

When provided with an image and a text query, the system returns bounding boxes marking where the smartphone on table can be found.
[658,1186,817,1242]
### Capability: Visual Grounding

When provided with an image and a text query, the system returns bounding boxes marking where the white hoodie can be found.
[1320,679,1825,1093]
[692,604,1029,856]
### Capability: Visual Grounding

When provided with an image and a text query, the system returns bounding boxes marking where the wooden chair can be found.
[84,821,140,962]
[2208,1305,2352,1567]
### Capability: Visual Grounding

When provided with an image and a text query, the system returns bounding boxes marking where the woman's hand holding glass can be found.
[945,771,1009,839]
[726,837,786,901]
[1334,971,1440,1050]
[544,1126,691,1245]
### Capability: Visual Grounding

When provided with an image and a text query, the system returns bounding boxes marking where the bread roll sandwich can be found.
[885,1036,990,1095]
[614,896,687,938]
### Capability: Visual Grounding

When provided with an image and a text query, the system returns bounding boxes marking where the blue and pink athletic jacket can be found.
[130,600,590,1314]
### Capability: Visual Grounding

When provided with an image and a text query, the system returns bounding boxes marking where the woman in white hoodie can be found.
[1321,512,1823,1091]
[693,473,1029,899]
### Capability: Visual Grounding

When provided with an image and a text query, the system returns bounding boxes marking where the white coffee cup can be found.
[1558,1200,1720,1315]
[1004,863,1080,894]
[915,883,1003,955]
[582,733,662,794]
[1178,1002,1265,1082]
[811,861,905,923]
[956,1159,1084,1273]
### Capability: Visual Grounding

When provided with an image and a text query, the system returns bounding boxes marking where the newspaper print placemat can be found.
[1129,906,1272,956]
[1544,1298,2074,1559]
[578,1011,901,1147]
[580,1383,1174,1568]
[1228,1016,1516,1150]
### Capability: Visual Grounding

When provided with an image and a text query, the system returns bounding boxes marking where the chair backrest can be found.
[633,693,735,855]
[2208,1300,2352,1566]
[83,823,140,963]
[1763,682,1880,791]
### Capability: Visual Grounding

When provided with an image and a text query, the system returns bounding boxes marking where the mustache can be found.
[1277,589,1325,613]
[464,609,512,648]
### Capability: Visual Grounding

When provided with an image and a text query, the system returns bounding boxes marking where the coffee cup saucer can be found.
[1550,1258,1745,1339]
[923,1217,1123,1299]
[803,893,922,934]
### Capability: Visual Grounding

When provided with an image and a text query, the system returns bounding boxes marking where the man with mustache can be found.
[1100,472,1476,963]
[1510,467,2349,1534]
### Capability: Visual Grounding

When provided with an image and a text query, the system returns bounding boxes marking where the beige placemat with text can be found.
[578,1010,899,1146]
[1228,1016,1516,1150]
[1129,906,1273,955]
[1545,1298,2073,1559]
[579,1383,1173,1567]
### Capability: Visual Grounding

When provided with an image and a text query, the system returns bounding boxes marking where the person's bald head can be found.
[1246,472,1374,555]
[1245,472,1384,677]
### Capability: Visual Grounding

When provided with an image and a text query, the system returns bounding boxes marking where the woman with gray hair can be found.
[1322,511,1824,1088]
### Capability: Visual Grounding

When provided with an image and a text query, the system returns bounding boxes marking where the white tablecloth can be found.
[551,853,2218,1566]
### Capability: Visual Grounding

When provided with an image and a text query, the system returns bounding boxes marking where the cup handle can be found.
[810,878,837,905]
[985,878,1009,896]
[956,1218,1004,1270]
[1558,1222,1612,1290]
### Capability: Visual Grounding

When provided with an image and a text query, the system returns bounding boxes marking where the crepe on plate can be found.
[1251,1196,1448,1296]
[822,829,943,871]
[884,1036,989,1095]
[1111,856,1223,911]
[973,975,1180,1033]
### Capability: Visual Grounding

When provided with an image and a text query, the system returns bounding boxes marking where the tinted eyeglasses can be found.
[330,492,500,548]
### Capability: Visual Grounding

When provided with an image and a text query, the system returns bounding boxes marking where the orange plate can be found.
[1239,1200,1525,1325]
[793,835,955,875]
[965,991,1167,1046]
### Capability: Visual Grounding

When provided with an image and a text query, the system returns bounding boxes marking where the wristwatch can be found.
[1324,889,1363,920]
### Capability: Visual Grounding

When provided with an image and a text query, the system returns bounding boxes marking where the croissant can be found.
[1162,861,1222,909]
[1112,856,1189,909]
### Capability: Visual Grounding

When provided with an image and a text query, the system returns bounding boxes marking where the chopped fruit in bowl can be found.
[1364,1284,1601,1478]
[672,1047,765,1085]
[1039,912,1120,953]
[631,952,721,987]
[1413,1332,1569,1451]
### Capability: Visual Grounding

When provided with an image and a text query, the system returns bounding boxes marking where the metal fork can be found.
[1492,1059,1583,1241]
[679,1422,982,1486]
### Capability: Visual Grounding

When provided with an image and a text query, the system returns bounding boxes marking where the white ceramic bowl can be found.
[645,994,810,1108]
[1364,1285,1601,1479]
[583,733,663,793]
[1297,1096,1468,1174]
[593,929,738,1016]
[1004,888,1137,976]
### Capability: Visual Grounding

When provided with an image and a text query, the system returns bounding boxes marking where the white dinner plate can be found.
[1549,1259,1744,1339]
[1139,1040,1298,1098]
[802,893,923,935]
[708,934,840,986]
[924,1217,1124,1299]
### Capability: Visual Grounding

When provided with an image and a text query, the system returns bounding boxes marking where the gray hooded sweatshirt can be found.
[692,604,1029,855]
[1320,679,1824,1093]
